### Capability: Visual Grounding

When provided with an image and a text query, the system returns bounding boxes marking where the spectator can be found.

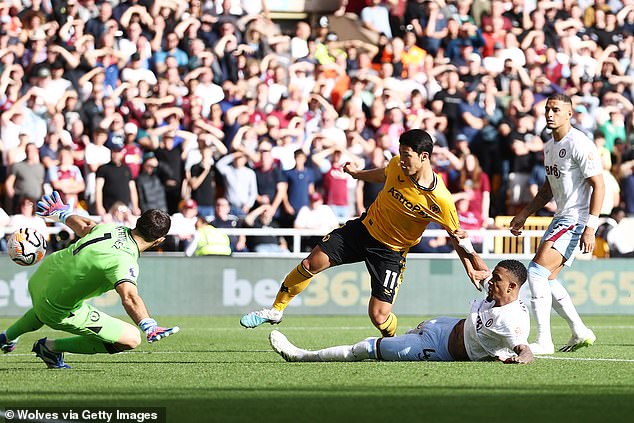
[243,204,289,253]
[101,201,137,227]
[355,146,387,216]
[94,146,140,217]
[2,0,634,258]
[361,0,393,40]
[294,192,340,251]
[215,151,257,218]
[452,154,491,229]
[186,215,232,257]
[83,127,112,208]
[5,143,44,214]
[121,122,143,179]
[7,197,48,238]
[311,146,361,223]
[253,140,285,211]
[47,146,85,208]
[211,197,245,252]
[185,143,217,219]
[136,152,169,213]
[154,131,189,215]
[166,198,199,252]
[279,149,315,227]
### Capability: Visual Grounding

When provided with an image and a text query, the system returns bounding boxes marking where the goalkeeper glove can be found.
[138,318,180,343]
[36,191,72,224]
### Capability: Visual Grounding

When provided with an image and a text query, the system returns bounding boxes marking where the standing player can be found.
[241,129,491,337]
[0,191,178,368]
[510,94,604,354]
[270,260,533,364]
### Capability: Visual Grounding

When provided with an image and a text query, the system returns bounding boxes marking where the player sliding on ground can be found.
[270,260,533,364]
[242,129,490,337]
[0,191,178,368]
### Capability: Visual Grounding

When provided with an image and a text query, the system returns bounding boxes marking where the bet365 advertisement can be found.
[0,257,632,316]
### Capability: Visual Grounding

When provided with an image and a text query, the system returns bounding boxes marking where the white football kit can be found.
[543,127,603,223]
[541,127,603,263]
[371,298,529,362]
[463,298,530,361]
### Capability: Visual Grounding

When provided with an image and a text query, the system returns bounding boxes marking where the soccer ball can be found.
[7,228,47,266]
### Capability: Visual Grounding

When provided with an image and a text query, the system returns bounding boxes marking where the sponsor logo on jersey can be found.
[559,149,566,158]
[387,187,432,218]
[545,164,560,178]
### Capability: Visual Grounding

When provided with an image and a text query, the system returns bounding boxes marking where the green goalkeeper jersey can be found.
[29,223,140,311]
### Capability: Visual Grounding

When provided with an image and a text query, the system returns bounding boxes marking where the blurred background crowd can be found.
[0,0,633,257]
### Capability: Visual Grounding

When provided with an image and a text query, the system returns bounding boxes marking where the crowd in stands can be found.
[0,0,633,256]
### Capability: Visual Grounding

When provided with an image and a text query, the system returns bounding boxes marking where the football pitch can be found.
[1,315,634,422]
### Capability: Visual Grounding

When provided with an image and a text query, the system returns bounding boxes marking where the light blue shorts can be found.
[374,317,461,362]
[541,216,584,266]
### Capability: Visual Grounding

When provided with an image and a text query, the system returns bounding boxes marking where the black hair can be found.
[399,129,434,156]
[134,209,171,242]
[497,259,528,286]
[547,93,572,105]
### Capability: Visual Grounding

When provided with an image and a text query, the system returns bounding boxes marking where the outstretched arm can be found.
[64,215,98,238]
[36,191,97,238]
[449,235,491,291]
[116,282,179,343]
[343,162,386,183]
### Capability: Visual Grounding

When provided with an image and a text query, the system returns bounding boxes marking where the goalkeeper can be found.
[0,191,179,369]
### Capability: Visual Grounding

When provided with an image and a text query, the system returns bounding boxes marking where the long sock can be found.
[310,338,375,362]
[5,308,44,341]
[550,279,588,337]
[53,337,117,354]
[527,262,553,345]
[273,263,314,311]
[375,313,398,337]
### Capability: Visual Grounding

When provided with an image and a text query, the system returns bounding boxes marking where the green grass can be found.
[1,315,634,422]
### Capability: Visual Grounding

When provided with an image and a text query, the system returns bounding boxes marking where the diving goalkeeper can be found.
[0,191,179,368]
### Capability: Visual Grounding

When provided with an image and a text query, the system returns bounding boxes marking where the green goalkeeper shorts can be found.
[34,301,127,344]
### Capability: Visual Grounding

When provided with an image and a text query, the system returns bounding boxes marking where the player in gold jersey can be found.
[241,129,491,335]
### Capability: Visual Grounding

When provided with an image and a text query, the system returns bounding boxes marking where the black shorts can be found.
[318,217,406,304]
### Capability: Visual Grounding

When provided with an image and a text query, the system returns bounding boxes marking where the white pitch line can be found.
[156,324,634,331]
[537,356,634,363]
